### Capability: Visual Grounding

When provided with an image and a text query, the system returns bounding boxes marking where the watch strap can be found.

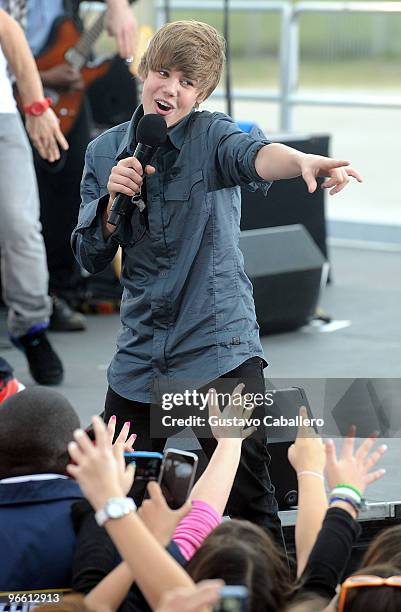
[23,97,53,116]
[95,496,136,527]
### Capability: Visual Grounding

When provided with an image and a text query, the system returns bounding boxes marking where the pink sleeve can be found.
[172,499,221,561]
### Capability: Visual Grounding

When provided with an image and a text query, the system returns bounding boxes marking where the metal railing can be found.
[155,0,401,130]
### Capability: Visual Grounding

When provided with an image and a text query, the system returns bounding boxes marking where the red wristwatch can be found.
[23,96,53,116]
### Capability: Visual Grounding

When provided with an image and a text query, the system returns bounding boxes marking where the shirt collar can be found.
[115,105,196,160]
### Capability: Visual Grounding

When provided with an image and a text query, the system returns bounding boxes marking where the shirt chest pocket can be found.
[163,170,206,217]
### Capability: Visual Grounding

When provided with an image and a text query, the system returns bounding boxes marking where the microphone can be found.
[107,114,167,226]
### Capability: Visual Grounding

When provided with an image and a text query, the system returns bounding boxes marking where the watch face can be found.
[31,101,46,116]
[108,501,123,518]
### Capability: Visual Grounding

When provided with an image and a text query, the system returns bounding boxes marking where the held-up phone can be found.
[124,451,163,482]
[158,448,198,509]
[213,586,249,612]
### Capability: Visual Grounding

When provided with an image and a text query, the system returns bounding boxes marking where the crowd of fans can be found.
[0,385,397,612]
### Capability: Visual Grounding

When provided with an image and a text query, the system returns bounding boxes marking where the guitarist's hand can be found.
[25,108,69,163]
[105,0,138,59]
[40,64,83,92]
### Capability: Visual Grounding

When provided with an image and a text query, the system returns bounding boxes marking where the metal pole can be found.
[165,0,171,22]
[223,0,233,117]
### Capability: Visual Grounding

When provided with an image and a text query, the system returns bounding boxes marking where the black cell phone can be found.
[124,451,163,482]
[213,586,249,612]
[158,448,198,509]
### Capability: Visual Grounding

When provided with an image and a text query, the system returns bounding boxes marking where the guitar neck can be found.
[74,10,106,62]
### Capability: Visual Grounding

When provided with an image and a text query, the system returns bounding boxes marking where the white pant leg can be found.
[0,113,51,337]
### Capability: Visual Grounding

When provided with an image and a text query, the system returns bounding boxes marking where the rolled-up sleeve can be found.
[207,113,272,195]
[71,142,129,274]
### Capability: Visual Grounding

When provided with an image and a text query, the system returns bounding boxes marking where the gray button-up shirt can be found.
[72,106,272,402]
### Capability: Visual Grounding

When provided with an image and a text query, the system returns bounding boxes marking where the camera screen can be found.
[125,453,162,482]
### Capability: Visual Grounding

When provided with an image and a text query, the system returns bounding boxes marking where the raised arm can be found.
[0,9,68,161]
[188,385,256,513]
[287,406,327,577]
[293,430,387,603]
[254,143,363,195]
[68,417,195,610]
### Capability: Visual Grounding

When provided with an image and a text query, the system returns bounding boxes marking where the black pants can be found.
[104,357,283,546]
[34,100,91,301]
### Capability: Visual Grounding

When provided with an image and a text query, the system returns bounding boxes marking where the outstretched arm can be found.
[0,9,68,161]
[255,143,362,195]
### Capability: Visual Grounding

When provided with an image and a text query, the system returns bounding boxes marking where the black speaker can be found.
[87,55,138,128]
[266,386,316,511]
[282,501,401,577]
[241,133,330,259]
[239,225,327,334]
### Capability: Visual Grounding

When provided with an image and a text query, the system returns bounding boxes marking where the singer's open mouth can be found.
[155,99,174,114]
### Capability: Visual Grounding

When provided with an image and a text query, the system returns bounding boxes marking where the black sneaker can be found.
[13,330,64,386]
[49,296,86,332]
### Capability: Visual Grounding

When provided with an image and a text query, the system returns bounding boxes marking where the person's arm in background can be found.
[254,143,363,195]
[287,406,327,577]
[104,0,138,59]
[0,9,68,161]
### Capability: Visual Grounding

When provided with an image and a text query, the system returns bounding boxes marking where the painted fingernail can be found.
[124,421,131,427]
[111,415,116,421]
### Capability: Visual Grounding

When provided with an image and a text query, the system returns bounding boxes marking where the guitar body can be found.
[34,18,112,135]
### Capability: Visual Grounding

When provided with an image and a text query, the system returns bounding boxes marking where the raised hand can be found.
[207,383,257,440]
[288,406,326,476]
[106,414,137,451]
[67,415,135,510]
[325,427,387,495]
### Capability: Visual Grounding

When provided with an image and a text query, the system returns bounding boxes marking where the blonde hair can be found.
[138,20,226,102]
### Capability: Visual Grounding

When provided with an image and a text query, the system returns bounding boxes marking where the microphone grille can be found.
[136,114,167,146]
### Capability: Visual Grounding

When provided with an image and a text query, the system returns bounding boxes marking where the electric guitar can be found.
[27,11,111,135]
[16,12,153,136]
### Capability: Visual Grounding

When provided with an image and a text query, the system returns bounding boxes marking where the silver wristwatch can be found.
[95,497,137,527]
